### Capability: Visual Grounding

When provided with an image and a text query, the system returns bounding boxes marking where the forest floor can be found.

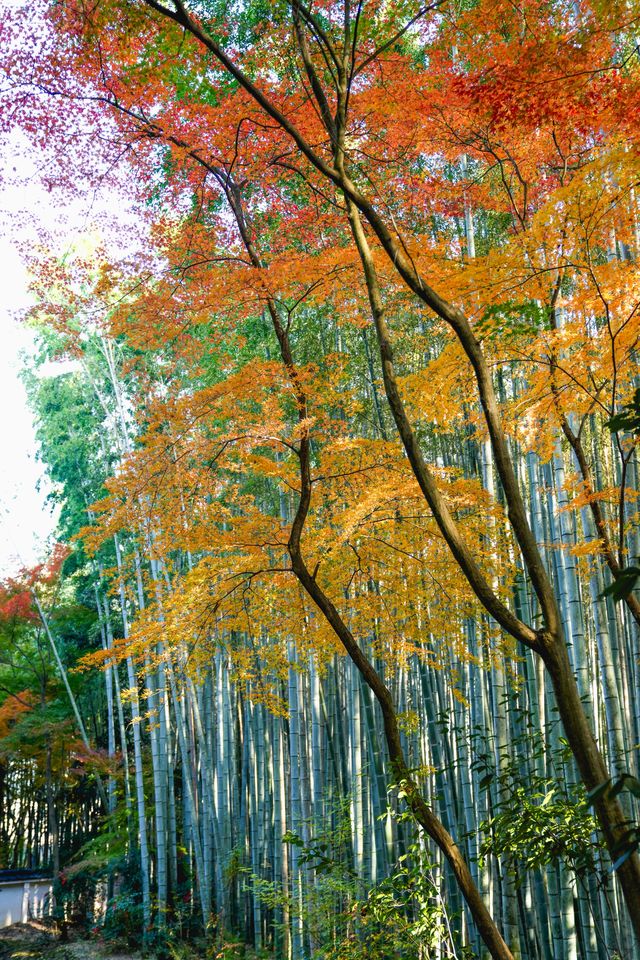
[0,923,140,960]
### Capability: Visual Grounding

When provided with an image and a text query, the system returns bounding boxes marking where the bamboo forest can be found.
[1,1,640,958]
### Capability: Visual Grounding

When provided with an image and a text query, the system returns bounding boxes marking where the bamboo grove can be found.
[1,0,640,957]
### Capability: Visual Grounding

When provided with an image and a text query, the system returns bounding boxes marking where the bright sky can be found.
[0,135,58,577]
[0,112,142,579]
[0,129,128,577]
[0,259,55,578]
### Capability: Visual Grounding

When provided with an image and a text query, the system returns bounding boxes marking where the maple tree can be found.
[2,0,640,956]
[0,551,108,881]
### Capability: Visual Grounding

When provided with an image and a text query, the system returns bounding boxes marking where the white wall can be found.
[0,880,53,928]
[24,881,53,921]
[0,883,23,928]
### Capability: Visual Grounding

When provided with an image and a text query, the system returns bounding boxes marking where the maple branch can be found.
[141,0,342,186]
[546,305,640,625]
[560,415,640,625]
[206,569,293,616]
[286,407,514,960]
[348,0,366,83]
[0,687,33,708]
[368,536,454,595]
[290,0,341,72]
[505,352,610,417]
[292,2,338,145]
[203,435,301,472]
[353,1,448,78]
[342,194,539,650]
[314,460,397,483]
[175,255,253,272]
[272,158,347,213]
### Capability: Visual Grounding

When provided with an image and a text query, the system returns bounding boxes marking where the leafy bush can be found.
[252,807,466,960]
[479,784,598,880]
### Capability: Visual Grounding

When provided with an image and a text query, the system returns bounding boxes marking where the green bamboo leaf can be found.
[585,779,611,806]
[600,567,640,602]
[612,840,640,872]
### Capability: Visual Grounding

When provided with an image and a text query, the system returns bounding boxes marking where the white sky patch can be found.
[0,129,139,577]
[0,231,56,577]
[0,132,60,576]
